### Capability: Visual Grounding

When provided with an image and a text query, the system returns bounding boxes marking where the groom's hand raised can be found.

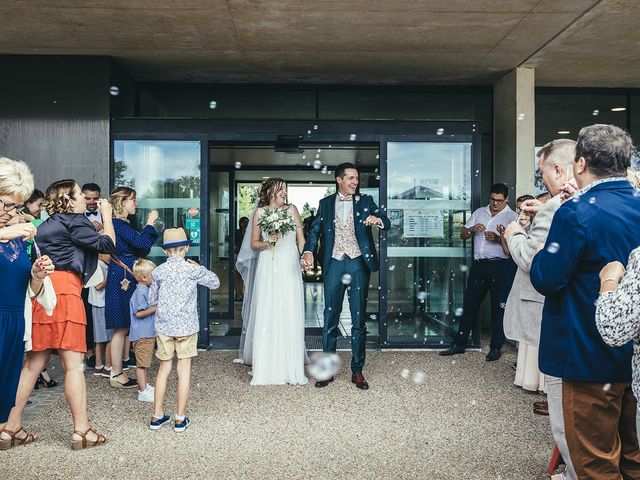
[364,215,383,227]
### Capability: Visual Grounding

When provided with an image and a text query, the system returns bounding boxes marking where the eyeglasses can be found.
[489,197,506,204]
[0,198,24,212]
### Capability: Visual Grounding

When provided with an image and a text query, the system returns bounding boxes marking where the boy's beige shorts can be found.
[156,333,198,360]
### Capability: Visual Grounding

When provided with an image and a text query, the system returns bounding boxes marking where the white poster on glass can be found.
[403,209,444,238]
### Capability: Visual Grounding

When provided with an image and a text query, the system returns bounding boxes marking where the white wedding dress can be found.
[249,207,308,386]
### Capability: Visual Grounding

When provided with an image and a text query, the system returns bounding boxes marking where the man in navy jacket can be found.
[531,124,640,478]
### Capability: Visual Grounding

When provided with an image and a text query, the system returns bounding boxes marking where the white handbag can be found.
[24,276,57,352]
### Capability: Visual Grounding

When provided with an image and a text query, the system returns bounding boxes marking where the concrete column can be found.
[493,67,536,202]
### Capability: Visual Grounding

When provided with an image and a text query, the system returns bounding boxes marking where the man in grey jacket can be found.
[503,138,577,480]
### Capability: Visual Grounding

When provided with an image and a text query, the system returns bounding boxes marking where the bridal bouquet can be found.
[257,207,296,247]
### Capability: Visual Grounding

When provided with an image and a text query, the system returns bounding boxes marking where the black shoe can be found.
[85,355,96,368]
[123,358,137,369]
[486,348,502,361]
[439,345,465,356]
[351,373,369,390]
[314,376,334,388]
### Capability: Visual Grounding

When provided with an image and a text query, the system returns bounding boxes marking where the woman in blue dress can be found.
[105,187,159,388]
[0,157,53,449]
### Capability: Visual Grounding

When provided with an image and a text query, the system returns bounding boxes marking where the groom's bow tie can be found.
[86,211,99,217]
[338,194,352,201]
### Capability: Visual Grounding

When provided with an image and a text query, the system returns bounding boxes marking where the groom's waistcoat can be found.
[332,209,362,260]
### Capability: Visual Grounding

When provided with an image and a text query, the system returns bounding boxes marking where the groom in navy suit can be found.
[303,163,390,390]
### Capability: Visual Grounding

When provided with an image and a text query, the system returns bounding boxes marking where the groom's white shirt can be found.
[335,193,354,225]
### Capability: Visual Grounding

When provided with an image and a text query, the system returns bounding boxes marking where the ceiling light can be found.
[611,107,627,112]
[557,130,570,135]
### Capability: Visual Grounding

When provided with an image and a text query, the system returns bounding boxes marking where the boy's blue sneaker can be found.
[174,417,191,433]
[149,415,171,430]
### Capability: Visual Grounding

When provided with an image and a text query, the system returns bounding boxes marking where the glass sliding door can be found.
[384,141,472,346]
[112,140,201,267]
[208,170,234,343]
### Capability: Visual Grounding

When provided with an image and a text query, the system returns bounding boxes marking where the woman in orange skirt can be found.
[2,179,116,450]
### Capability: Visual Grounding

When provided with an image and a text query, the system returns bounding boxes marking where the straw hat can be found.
[160,227,192,248]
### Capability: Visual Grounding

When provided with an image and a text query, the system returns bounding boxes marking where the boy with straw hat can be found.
[148,228,219,433]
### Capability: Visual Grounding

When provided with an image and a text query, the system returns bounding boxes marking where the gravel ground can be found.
[2,349,552,479]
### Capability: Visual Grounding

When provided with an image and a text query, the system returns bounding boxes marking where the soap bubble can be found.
[592,109,600,116]
[517,113,525,121]
[588,197,596,204]
[400,369,410,379]
[308,353,341,381]
[546,242,560,254]
[455,307,464,316]
[234,161,242,169]
[417,291,427,302]
[313,125,318,130]
[413,371,426,384]
[349,134,357,141]
[389,265,396,271]
[603,383,611,391]
[313,160,322,169]
[109,86,120,96]
[341,273,352,285]
[209,100,217,109]
[436,128,444,135]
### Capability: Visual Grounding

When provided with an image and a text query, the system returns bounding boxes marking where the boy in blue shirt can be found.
[130,259,157,402]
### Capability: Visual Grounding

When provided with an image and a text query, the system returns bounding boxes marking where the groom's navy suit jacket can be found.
[304,193,391,273]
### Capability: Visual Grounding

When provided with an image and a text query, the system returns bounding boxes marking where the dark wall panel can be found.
[139,84,316,119]
[0,55,111,191]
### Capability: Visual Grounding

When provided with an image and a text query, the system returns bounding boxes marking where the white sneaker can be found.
[137,385,154,402]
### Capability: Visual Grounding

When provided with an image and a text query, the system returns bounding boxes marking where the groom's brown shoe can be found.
[352,373,369,390]
[314,376,334,388]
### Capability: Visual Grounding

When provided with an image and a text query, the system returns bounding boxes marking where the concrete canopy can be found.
[0,0,637,86]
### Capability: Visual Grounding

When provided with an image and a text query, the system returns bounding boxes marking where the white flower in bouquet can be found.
[258,207,297,247]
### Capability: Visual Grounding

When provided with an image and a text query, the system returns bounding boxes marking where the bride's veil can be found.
[234,199,260,365]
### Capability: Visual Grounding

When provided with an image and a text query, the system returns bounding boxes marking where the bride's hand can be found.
[267,233,279,243]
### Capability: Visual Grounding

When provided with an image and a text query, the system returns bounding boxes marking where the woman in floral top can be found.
[595,245,640,445]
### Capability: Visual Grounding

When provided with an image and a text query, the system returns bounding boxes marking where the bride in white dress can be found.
[235,178,308,385]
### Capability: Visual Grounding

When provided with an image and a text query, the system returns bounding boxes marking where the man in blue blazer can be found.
[531,124,640,479]
[302,163,390,390]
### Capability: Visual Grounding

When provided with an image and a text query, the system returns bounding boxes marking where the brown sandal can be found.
[0,427,37,450]
[70,427,107,450]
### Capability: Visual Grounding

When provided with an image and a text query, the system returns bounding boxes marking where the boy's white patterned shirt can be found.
[148,257,220,337]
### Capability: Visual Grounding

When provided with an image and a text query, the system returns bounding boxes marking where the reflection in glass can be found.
[113,140,201,267]
[535,91,628,146]
[386,142,472,345]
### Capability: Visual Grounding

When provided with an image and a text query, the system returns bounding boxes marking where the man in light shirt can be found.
[440,183,518,361]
